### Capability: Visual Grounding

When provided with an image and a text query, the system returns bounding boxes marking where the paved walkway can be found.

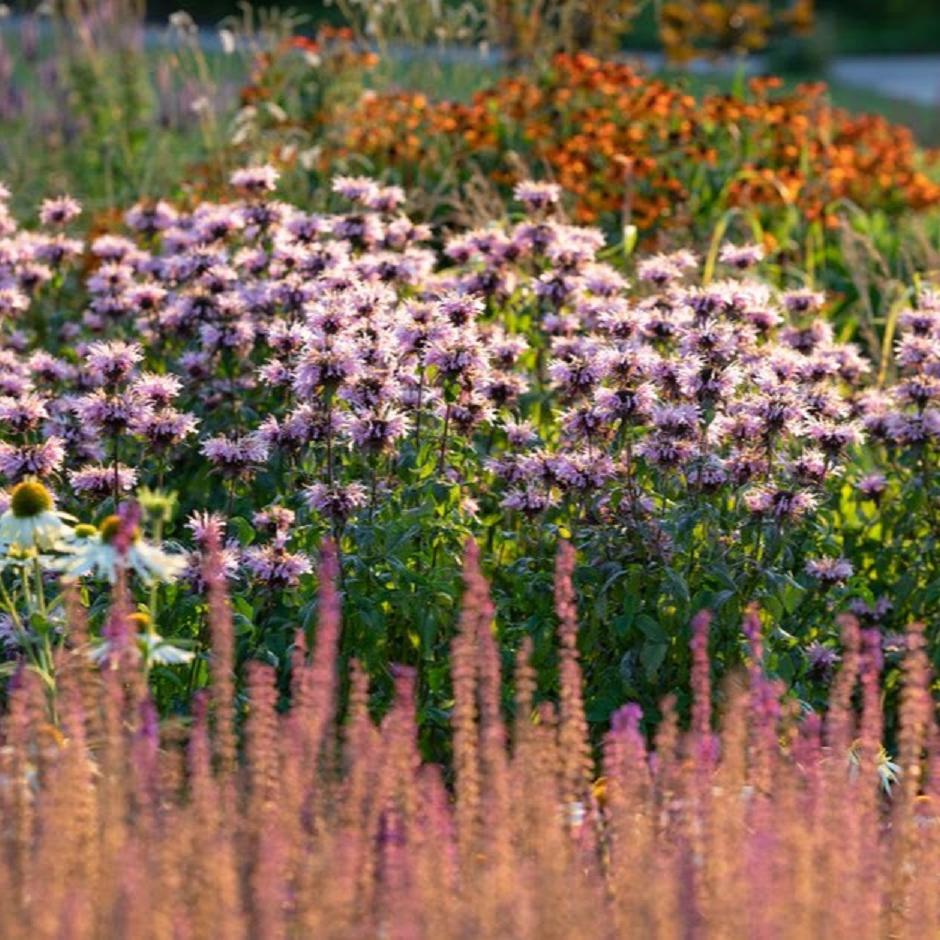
[829,56,940,106]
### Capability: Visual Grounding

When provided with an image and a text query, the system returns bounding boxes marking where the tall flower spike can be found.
[203,524,237,780]
[858,629,884,780]
[311,538,342,730]
[452,539,484,863]
[887,621,933,936]
[512,636,536,758]
[898,621,931,807]
[690,609,717,771]
[465,540,515,934]
[554,540,592,805]
[826,614,861,757]
[855,628,885,932]
[246,662,280,813]
[286,538,343,805]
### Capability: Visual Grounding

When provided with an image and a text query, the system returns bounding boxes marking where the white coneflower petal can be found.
[0,480,73,550]
[55,514,185,584]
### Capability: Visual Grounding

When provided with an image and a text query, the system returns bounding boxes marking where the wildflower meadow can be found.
[1,1,940,936]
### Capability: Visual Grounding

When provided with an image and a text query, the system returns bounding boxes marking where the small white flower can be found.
[218,28,236,54]
[299,147,322,171]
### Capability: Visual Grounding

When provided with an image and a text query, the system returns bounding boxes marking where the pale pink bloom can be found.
[39,195,81,226]
[805,556,853,584]
[230,164,280,195]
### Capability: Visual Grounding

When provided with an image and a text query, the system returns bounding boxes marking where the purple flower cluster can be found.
[855,290,940,448]
[0,171,933,617]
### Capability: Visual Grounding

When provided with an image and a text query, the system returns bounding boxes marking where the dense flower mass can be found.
[4,6,940,932]
[0,171,936,740]
[255,53,940,237]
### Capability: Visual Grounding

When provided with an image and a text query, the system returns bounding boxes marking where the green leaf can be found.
[781,580,806,615]
[229,516,256,545]
[612,613,633,639]
[641,641,668,679]
[636,613,666,643]
[662,568,690,612]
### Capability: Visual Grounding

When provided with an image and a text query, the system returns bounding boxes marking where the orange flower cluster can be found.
[323,54,940,239]
[240,27,378,109]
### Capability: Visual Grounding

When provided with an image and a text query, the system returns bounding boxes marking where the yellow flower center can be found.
[128,611,152,630]
[98,514,140,545]
[10,480,53,519]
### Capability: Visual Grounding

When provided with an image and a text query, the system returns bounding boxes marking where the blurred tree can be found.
[143,1,339,24]
[658,0,813,62]
[139,0,939,53]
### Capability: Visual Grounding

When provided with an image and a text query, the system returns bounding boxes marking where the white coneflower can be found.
[91,613,194,666]
[56,514,186,584]
[0,480,73,550]
[137,631,195,665]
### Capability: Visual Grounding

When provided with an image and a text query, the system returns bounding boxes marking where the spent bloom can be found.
[857,472,887,500]
[805,641,841,681]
